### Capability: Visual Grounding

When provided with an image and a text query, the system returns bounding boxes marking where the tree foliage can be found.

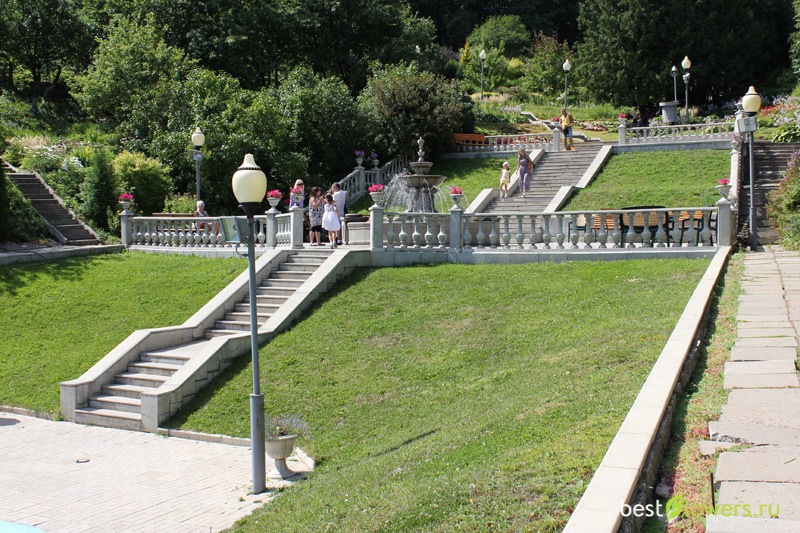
[359,63,473,157]
[113,151,172,215]
[81,149,117,230]
[467,16,531,58]
[521,33,574,100]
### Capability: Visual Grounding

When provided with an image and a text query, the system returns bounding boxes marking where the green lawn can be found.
[563,149,730,210]
[0,252,245,414]
[165,259,710,532]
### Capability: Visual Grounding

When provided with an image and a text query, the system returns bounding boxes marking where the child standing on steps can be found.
[322,193,342,248]
[499,161,510,197]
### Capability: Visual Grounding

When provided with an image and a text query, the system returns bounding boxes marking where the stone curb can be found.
[564,246,732,532]
[0,244,125,266]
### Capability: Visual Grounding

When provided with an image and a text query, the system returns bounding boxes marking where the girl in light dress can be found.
[499,161,510,197]
[321,193,342,248]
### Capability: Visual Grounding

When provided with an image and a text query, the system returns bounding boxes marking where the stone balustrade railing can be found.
[455,132,561,154]
[369,203,735,251]
[619,121,735,145]
[339,156,408,207]
[120,207,306,249]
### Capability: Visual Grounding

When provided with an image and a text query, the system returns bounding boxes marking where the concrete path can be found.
[0,412,311,532]
[707,247,800,532]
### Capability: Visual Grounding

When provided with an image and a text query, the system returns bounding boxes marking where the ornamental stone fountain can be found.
[387,137,447,212]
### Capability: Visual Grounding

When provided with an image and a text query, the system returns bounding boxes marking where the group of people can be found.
[289,179,347,248]
[497,108,578,198]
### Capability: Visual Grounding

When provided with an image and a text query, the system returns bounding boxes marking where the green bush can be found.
[5,178,49,241]
[46,159,87,205]
[0,164,9,241]
[767,151,800,249]
[163,193,197,214]
[113,151,172,215]
[771,122,800,143]
[20,148,64,174]
[81,149,117,230]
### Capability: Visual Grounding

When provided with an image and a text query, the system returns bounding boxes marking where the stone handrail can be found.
[121,207,305,250]
[455,132,561,154]
[339,156,408,207]
[369,203,735,251]
[619,121,735,145]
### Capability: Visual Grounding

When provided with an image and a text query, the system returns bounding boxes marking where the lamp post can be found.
[479,49,487,102]
[681,56,691,123]
[741,86,762,251]
[562,58,572,110]
[231,154,268,494]
[670,65,678,102]
[190,127,205,201]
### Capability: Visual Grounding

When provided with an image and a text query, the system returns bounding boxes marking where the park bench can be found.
[453,133,489,146]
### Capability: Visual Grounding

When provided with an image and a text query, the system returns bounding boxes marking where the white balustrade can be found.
[457,133,557,154]
[340,156,409,207]
[620,122,734,145]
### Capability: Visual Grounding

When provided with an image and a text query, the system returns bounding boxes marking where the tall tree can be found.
[0,0,93,112]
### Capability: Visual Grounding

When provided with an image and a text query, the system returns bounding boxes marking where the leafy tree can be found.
[359,63,473,157]
[0,0,93,112]
[461,48,519,93]
[467,16,531,58]
[521,33,574,100]
[0,162,9,241]
[113,151,172,215]
[81,149,116,230]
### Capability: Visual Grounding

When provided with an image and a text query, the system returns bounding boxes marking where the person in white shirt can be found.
[331,182,347,245]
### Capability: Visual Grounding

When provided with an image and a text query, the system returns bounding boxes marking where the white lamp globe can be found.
[479,49,487,60]
[741,86,762,114]
[563,58,571,72]
[191,127,205,148]
[231,154,267,205]
[681,56,691,69]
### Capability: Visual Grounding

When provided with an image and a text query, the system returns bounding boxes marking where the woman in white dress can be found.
[321,193,342,248]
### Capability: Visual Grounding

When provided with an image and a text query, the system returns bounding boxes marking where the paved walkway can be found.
[706,247,800,532]
[0,412,311,532]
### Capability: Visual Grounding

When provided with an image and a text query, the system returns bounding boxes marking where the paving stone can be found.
[737,314,791,323]
[730,347,797,361]
[706,514,800,532]
[699,440,739,455]
[736,327,796,338]
[737,305,789,316]
[717,481,800,520]
[725,360,798,375]
[709,421,800,446]
[720,389,800,427]
[735,337,797,348]
[723,374,800,389]
[739,294,786,303]
[715,446,800,483]
[737,321,794,329]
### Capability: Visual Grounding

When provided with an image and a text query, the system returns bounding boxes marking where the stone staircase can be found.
[481,144,604,213]
[4,163,98,245]
[739,141,800,245]
[72,249,332,430]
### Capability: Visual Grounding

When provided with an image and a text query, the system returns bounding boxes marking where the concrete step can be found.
[74,407,143,431]
[710,421,800,447]
[248,294,289,305]
[115,372,168,388]
[204,329,241,339]
[227,311,272,322]
[270,271,312,280]
[101,383,152,400]
[234,302,280,314]
[139,352,192,366]
[213,320,257,331]
[260,279,304,288]
[88,394,142,413]
[255,286,296,296]
[278,262,320,272]
[127,361,182,377]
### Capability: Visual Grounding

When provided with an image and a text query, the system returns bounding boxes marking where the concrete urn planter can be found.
[267,197,281,209]
[369,191,384,204]
[266,434,299,479]
[716,184,732,199]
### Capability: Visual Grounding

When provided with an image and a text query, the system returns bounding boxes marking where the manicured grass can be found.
[642,252,743,533]
[563,149,730,210]
[0,252,245,414]
[167,259,710,532]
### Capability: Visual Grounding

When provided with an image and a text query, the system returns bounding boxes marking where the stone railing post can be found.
[289,205,304,249]
[357,168,366,197]
[370,204,384,250]
[120,210,133,247]
[449,206,463,251]
[552,130,561,151]
[265,209,277,248]
[618,122,627,145]
[716,198,733,246]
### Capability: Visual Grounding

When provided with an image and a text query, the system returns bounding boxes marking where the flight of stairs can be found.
[482,144,604,213]
[4,164,98,245]
[73,249,332,430]
[738,141,800,245]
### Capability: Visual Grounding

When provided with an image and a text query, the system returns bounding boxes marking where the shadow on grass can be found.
[372,429,439,457]
[0,254,114,296]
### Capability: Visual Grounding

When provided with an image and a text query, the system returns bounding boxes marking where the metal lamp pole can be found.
[671,65,678,102]
[479,49,487,102]
[681,56,691,123]
[741,86,762,251]
[231,154,267,494]
[563,58,572,110]
[190,127,205,200]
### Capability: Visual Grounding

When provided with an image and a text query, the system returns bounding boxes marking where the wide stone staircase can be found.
[72,248,333,430]
[481,144,604,213]
[739,141,800,246]
[4,163,98,245]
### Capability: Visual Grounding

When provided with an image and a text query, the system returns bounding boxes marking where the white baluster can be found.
[476,217,486,248]
[700,211,712,246]
[555,214,565,249]
[570,214,579,249]
[530,215,541,249]
[641,211,652,248]
[516,215,525,248]
[670,211,683,246]
[398,216,408,250]
[412,215,422,249]
[424,216,434,248]
[502,215,511,249]
[625,212,636,248]
[386,215,395,249]
[612,215,622,248]
[437,217,447,248]
[489,217,499,248]
[596,213,608,248]
[582,213,593,249]
[542,215,552,249]
[655,212,667,247]
[686,210,698,247]
[462,216,472,250]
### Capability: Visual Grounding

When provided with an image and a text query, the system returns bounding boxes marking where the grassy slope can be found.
[563,150,730,210]
[166,259,710,532]
[0,252,245,414]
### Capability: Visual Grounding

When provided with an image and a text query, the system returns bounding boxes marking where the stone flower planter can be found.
[265,434,299,479]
